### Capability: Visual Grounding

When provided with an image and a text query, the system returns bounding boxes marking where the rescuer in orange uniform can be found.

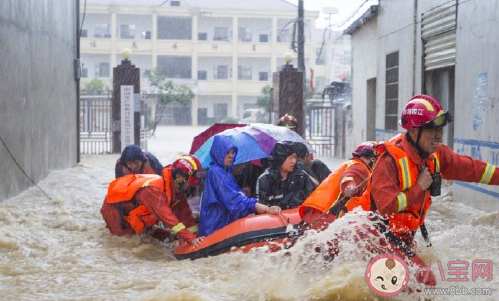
[101,154,205,246]
[369,94,499,248]
[299,141,380,230]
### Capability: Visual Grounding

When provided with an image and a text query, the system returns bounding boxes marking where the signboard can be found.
[120,85,134,150]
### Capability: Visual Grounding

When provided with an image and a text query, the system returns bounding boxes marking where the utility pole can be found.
[297,0,306,137]
[297,0,305,73]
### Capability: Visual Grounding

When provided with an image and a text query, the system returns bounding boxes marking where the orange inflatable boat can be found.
[174,208,301,260]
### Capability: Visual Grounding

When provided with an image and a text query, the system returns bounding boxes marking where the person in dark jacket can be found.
[198,135,281,237]
[256,141,317,209]
[115,144,163,178]
[232,159,268,197]
[293,142,332,184]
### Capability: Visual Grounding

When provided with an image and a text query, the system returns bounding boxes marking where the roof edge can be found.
[343,5,379,35]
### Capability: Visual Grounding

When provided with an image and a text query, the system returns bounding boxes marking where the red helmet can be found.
[172,155,204,187]
[399,95,452,130]
[352,141,380,158]
[277,114,298,129]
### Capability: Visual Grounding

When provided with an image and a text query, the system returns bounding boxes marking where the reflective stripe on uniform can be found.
[480,164,495,184]
[340,176,354,185]
[142,179,154,187]
[398,157,411,190]
[171,223,186,234]
[187,225,198,233]
[397,192,408,212]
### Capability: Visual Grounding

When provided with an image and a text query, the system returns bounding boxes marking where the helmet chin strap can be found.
[405,130,430,158]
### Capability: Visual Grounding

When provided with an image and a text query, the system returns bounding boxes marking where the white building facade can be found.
[79,0,353,125]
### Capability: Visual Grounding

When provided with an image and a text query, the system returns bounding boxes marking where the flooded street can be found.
[0,126,497,301]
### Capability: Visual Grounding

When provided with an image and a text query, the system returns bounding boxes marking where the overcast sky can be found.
[284,0,375,29]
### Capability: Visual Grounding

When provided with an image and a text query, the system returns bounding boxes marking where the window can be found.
[214,27,228,41]
[170,0,180,6]
[143,69,151,77]
[142,31,151,39]
[238,27,251,42]
[81,67,88,78]
[259,72,269,81]
[198,70,207,80]
[95,62,110,77]
[157,17,192,40]
[157,56,192,78]
[198,33,207,40]
[259,34,269,43]
[80,29,88,38]
[214,65,228,79]
[94,24,110,38]
[214,103,228,120]
[120,24,135,39]
[385,51,399,130]
[238,66,252,80]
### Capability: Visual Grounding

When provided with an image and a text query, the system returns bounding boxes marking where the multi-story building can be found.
[80,0,350,125]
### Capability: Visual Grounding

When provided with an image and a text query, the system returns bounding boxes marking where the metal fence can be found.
[306,104,335,157]
[79,94,152,154]
[80,95,112,154]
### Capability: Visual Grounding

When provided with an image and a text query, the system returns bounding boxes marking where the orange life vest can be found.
[299,158,370,217]
[105,174,165,234]
[377,142,440,235]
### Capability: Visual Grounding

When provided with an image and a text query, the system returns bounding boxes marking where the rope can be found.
[0,133,55,202]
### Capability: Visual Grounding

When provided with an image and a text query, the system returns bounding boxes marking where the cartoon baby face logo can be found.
[366,254,409,296]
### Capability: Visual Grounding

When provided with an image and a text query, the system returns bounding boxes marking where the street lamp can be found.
[283,52,294,65]
[322,7,339,34]
[121,48,132,61]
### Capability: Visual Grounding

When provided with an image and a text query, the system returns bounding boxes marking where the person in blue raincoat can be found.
[198,135,282,237]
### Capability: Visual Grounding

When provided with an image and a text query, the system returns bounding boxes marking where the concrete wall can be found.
[350,17,377,154]
[0,0,78,201]
[452,0,499,210]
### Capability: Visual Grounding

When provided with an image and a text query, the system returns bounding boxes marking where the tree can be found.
[82,78,106,95]
[256,80,314,114]
[148,68,194,134]
[256,85,272,114]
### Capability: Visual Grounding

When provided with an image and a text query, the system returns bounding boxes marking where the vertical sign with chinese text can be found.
[120,85,134,150]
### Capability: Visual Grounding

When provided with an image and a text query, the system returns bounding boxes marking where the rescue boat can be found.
[174,208,301,260]
[173,208,436,287]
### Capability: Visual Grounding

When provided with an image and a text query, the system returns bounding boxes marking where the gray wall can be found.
[452,0,499,210]
[350,16,377,154]
[0,0,78,201]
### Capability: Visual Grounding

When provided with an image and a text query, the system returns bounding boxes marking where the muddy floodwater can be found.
[0,126,497,301]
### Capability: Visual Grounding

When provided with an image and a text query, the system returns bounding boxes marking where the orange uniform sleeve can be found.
[438,143,499,184]
[339,163,370,197]
[134,187,196,243]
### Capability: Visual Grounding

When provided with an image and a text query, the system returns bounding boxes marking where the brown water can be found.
[0,126,497,300]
